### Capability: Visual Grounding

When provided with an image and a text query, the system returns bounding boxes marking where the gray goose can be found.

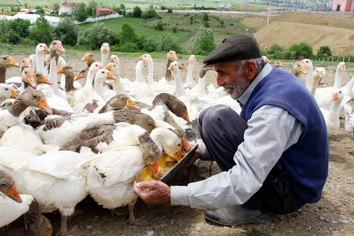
[0,90,52,137]
[24,198,53,236]
[36,109,156,147]
[0,55,20,83]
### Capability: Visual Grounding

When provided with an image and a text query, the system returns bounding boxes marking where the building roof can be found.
[61,2,76,7]
[96,8,111,11]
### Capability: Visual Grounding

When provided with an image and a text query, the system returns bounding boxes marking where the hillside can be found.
[242,12,354,56]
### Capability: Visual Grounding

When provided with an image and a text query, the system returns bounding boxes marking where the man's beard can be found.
[223,71,248,100]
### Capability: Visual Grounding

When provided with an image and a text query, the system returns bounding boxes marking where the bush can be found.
[167,8,173,13]
[171,25,178,33]
[196,35,215,55]
[266,44,285,59]
[52,17,78,46]
[161,5,167,10]
[120,42,139,52]
[202,13,209,21]
[203,22,210,28]
[159,33,181,53]
[154,20,164,31]
[287,42,314,60]
[317,45,332,57]
[220,20,224,27]
[142,9,158,19]
[132,6,142,17]
[143,36,158,52]
[21,38,36,46]
[189,16,193,24]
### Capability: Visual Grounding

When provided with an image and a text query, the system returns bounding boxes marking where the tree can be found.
[132,6,142,18]
[8,18,31,38]
[16,6,20,12]
[141,9,158,19]
[203,22,210,28]
[77,3,86,9]
[86,7,94,17]
[10,4,15,12]
[171,25,178,33]
[143,36,158,52]
[317,45,332,57]
[158,33,181,53]
[189,16,193,24]
[29,15,53,45]
[167,8,173,13]
[286,42,314,60]
[220,20,224,27]
[53,2,60,14]
[120,3,126,10]
[76,8,88,22]
[24,3,28,9]
[202,13,209,21]
[267,44,285,59]
[0,20,9,35]
[160,5,167,10]
[38,8,45,15]
[117,23,137,45]
[77,22,117,50]
[52,17,78,46]
[154,20,164,31]
[197,35,215,55]
[189,26,214,53]
[88,1,98,9]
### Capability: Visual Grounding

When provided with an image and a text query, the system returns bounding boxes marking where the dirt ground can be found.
[242,12,354,56]
[1,12,354,236]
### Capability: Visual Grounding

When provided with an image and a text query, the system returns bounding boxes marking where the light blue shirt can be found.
[171,64,304,210]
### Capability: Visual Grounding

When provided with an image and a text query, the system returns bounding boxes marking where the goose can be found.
[105,62,127,92]
[0,90,52,137]
[314,62,346,110]
[109,54,132,88]
[18,67,38,94]
[34,43,50,75]
[313,67,326,85]
[168,60,187,97]
[0,55,20,83]
[0,147,88,236]
[20,57,33,72]
[89,68,116,106]
[183,55,197,89]
[291,61,306,79]
[80,129,161,225]
[0,83,18,104]
[81,52,97,68]
[101,42,110,67]
[159,51,178,85]
[98,93,140,114]
[262,56,271,63]
[73,62,103,110]
[343,96,354,138]
[274,61,283,68]
[56,66,79,105]
[36,109,156,147]
[320,88,345,136]
[24,198,53,236]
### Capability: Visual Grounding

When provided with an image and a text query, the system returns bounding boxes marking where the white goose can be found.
[320,88,345,136]
[0,83,18,104]
[183,55,197,88]
[0,147,87,236]
[101,42,110,67]
[105,62,127,92]
[33,43,49,76]
[80,129,162,225]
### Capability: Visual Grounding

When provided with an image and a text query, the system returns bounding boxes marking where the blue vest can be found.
[240,67,329,204]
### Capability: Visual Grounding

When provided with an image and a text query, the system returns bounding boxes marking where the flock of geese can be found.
[0,42,352,235]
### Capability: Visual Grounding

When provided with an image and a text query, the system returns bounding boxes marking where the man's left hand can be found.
[134,180,171,204]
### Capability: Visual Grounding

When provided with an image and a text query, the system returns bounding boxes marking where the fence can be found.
[313,57,352,63]
[73,13,122,25]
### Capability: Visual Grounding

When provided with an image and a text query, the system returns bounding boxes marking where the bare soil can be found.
[2,12,354,235]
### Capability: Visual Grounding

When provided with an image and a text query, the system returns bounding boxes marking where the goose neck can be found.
[7,99,28,117]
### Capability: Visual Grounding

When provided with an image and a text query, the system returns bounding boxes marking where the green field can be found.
[8,0,246,9]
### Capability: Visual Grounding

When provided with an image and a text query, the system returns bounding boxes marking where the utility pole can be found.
[267,0,271,25]
[244,0,247,17]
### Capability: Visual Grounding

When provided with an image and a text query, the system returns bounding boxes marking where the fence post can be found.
[343,57,345,62]
[323,58,324,61]
[327,58,329,61]
[349,57,351,63]
[332,58,333,62]
[337,57,339,62]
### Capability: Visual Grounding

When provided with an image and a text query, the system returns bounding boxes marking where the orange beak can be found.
[182,65,187,72]
[106,71,116,80]
[182,110,191,124]
[74,72,83,81]
[56,43,65,53]
[278,62,283,67]
[9,58,20,67]
[149,162,159,178]
[99,65,104,69]
[172,53,178,60]
[168,64,174,70]
[330,92,338,101]
[190,56,195,62]
[56,67,65,74]
[340,64,345,70]
[317,70,323,77]
[300,65,307,75]
[104,44,110,51]
[81,54,90,61]
[105,64,112,70]
[43,45,49,52]
[110,58,115,63]
[137,55,143,60]
[25,60,32,67]
[10,89,18,99]
[127,99,140,110]
[173,149,182,162]
[6,184,22,203]
[38,98,53,114]
[28,73,37,88]
[41,75,52,85]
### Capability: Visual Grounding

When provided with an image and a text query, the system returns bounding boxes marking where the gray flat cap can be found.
[203,34,262,67]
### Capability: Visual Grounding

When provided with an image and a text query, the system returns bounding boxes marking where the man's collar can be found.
[237,63,273,107]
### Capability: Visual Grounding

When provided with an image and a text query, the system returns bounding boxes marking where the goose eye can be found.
[33,95,38,99]
[1,183,6,186]
[178,143,181,147]
[5,88,8,91]
[25,72,27,74]
[101,71,104,74]
[3,57,6,60]
[148,123,152,126]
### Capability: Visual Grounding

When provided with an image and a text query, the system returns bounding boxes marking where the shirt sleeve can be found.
[171,105,304,210]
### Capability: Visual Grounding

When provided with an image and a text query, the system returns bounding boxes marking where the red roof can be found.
[61,2,76,7]
[96,8,111,11]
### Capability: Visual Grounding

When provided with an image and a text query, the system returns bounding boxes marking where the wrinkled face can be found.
[215,62,249,100]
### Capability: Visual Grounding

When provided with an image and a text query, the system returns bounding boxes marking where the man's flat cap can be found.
[203,34,262,67]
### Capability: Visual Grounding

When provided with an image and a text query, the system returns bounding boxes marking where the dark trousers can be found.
[198,105,304,214]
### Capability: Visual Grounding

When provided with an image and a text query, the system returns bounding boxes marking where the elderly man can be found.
[134,34,329,227]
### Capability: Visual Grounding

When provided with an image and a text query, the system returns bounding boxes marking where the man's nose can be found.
[217,75,225,87]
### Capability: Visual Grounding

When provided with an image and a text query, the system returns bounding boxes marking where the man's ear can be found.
[242,60,257,81]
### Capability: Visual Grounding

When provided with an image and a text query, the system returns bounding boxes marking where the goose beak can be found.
[181,110,191,124]
[6,184,22,203]
[149,162,159,178]
[43,45,49,52]
[340,64,345,70]
[56,67,65,74]
[331,92,338,101]
[74,72,83,81]
[317,70,323,78]
[266,58,271,63]
[127,99,140,110]
[300,65,307,75]
[10,89,18,99]
[28,73,37,88]
[172,53,178,60]
[81,54,90,61]
[168,64,174,70]
[104,44,110,52]
[110,58,115,63]
[99,65,104,69]
[182,65,187,72]
[137,55,144,60]
[25,60,32,67]
[105,64,112,70]
[106,72,116,80]
[39,98,53,114]
[56,43,65,53]
[9,58,20,67]
[278,62,283,67]
[173,149,182,162]
[182,137,192,153]
[41,75,52,85]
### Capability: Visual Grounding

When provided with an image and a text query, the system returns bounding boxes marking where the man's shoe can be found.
[204,205,268,227]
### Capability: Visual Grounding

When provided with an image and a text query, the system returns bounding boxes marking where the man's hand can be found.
[183,146,201,168]
[134,180,171,204]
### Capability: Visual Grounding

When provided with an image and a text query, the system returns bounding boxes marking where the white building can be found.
[59,2,76,15]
